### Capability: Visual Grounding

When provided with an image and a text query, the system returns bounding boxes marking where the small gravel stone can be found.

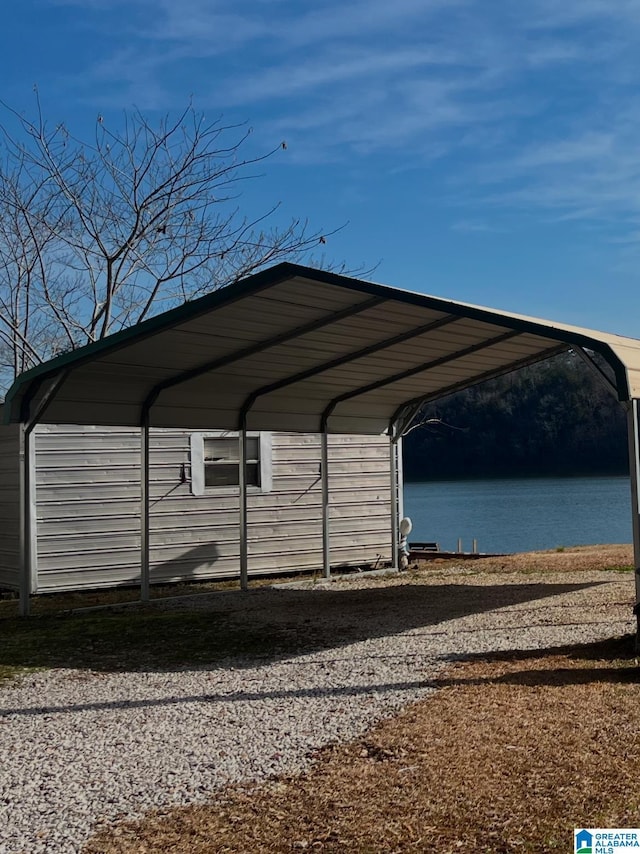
[0,568,633,853]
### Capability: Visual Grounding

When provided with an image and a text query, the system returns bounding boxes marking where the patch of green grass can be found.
[0,571,322,620]
[0,607,326,684]
[0,663,38,686]
[601,564,635,573]
[0,581,238,619]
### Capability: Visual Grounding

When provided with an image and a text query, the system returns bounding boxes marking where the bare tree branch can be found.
[0,97,373,395]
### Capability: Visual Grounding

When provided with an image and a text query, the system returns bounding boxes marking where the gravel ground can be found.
[0,563,635,853]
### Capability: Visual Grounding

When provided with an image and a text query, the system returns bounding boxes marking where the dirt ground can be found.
[83,545,640,853]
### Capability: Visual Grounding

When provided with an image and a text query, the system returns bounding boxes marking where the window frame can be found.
[190,431,272,496]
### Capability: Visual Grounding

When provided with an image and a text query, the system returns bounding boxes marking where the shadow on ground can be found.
[0,578,617,678]
[432,633,639,689]
[450,632,636,663]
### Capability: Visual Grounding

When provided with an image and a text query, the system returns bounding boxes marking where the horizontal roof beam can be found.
[388,343,568,433]
[142,295,386,422]
[238,313,461,429]
[321,330,522,431]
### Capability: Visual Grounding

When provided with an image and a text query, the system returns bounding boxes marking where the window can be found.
[190,432,272,495]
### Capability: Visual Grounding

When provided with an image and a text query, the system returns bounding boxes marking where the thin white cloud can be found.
[524,0,640,29]
[524,40,587,67]
[39,0,640,239]
[451,220,501,233]
[519,135,615,168]
[270,0,467,48]
[222,47,460,104]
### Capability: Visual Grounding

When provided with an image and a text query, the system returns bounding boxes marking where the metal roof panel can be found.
[4,262,639,433]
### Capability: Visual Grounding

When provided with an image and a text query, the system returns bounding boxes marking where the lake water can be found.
[403,475,633,554]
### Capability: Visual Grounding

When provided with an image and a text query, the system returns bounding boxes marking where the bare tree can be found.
[0,95,353,393]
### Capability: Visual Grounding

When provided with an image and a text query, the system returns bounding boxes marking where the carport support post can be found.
[627,399,640,649]
[239,427,249,591]
[16,371,70,616]
[321,431,330,578]
[19,423,34,617]
[390,435,400,570]
[140,420,150,603]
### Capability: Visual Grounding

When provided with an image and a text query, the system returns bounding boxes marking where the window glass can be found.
[191,433,270,495]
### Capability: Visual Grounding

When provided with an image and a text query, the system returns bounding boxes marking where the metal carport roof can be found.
[5,262,640,434]
[6,262,640,624]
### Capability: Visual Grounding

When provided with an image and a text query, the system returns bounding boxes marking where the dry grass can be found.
[85,633,639,854]
[470,543,633,573]
[419,543,634,576]
[4,543,634,852]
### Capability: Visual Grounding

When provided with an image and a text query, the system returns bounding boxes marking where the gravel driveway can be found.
[0,565,634,853]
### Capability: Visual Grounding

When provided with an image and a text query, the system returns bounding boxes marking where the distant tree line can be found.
[402,352,629,480]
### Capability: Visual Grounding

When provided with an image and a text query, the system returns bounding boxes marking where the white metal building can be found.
[3,262,640,624]
[0,424,392,593]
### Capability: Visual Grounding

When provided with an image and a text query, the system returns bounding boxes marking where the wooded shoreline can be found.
[403,352,629,479]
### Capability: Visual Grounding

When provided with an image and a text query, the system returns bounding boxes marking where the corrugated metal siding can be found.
[0,423,21,590]
[34,425,141,591]
[34,427,391,591]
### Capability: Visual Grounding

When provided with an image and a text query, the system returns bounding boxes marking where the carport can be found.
[5,262,640,625]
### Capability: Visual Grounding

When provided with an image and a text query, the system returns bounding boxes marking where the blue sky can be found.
[3,0,640,335]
